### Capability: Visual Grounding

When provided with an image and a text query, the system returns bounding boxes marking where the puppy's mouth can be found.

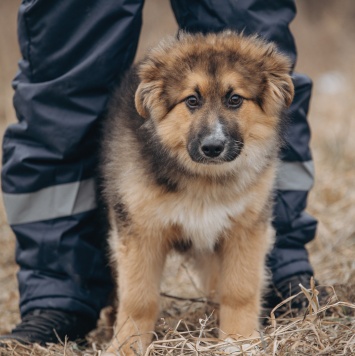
[187,138,244,165]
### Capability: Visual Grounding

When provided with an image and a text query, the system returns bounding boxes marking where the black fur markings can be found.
[113,200,130,228]
[137,122,186,192]
[155,176,178,193]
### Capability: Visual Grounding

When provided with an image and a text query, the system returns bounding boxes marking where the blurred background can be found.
[1,0,354,333]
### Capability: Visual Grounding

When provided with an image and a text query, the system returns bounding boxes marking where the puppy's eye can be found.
[228,94,243,108]
[186,96,199,109]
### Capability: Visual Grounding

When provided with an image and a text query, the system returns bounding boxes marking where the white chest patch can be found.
[155,188,250,251]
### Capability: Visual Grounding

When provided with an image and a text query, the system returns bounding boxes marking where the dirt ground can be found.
[0,1,354,355]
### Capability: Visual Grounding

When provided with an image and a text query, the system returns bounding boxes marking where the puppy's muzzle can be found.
[188,119,244,164]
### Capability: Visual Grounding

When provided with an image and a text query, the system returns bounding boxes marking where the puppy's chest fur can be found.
[143,181,252,251]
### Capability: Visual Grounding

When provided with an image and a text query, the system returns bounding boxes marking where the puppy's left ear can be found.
[267,71,294,109]
[263,44,295,113]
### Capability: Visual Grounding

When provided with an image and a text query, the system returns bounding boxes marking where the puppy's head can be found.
[135,31,294,175]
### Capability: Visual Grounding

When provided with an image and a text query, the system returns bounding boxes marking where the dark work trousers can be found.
[2,0,316,320]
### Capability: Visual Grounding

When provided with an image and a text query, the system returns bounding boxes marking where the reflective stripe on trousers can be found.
[3,160,314,226]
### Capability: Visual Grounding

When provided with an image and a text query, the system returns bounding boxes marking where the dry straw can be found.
[1,281,354,356]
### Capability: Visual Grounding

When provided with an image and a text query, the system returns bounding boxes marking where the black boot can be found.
[262,273,323,320]
[0,309,97,345]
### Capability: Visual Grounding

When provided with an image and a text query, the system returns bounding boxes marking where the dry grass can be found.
[1,1,355,355]
[1,283,354,355]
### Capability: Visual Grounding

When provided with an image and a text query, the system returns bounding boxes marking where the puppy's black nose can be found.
[201,138,225,158]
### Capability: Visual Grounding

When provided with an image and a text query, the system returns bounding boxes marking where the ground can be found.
[0,1,354,355]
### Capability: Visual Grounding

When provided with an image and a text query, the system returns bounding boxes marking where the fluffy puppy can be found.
[100,31,294,355]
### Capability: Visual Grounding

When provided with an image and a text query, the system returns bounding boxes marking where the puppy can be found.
[100,31,294,355]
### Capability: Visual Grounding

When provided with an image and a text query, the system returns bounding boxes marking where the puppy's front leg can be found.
[106,230,168,355]
[218,222,273,340]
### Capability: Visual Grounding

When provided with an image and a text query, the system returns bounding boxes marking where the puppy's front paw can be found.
[104,338,142,356]
[223,337,260,355]
[103,344,120,356]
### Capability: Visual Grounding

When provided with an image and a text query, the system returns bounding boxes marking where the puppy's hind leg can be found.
[106,227,169,356]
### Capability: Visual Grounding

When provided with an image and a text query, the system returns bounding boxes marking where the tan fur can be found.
[101,31,294,355]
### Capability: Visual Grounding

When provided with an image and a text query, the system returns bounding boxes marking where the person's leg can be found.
[171,0,316,300]
[1,0,144,343]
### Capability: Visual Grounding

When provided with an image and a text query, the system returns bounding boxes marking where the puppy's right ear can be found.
[134,74,166,120]
[135,83,149,119]
[135,80,164,119]
[135,39,175,119]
